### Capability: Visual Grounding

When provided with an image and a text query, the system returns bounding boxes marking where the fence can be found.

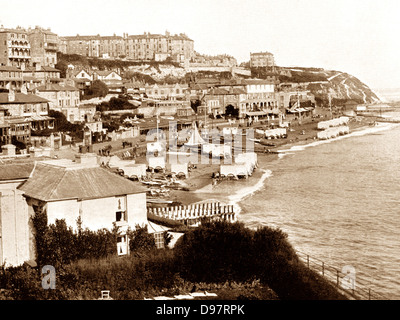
[147,202,236,227]
[295,250,388,300]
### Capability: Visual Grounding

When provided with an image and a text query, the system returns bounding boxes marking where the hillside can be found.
[56,53,381,104]
[277,67,381,104]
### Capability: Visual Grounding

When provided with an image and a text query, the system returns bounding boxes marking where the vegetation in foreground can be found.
[0,219,347,300]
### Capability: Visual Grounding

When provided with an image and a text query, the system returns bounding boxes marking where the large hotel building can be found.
[58,31,195,63]
[0,26,58,68]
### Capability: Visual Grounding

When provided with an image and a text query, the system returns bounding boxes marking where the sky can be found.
[1,0,399,89]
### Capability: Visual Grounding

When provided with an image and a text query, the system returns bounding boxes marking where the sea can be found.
[214,103,400,299]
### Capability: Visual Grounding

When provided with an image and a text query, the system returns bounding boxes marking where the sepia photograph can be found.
[0,0,399,310]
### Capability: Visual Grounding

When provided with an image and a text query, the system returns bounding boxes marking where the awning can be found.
[246,111,267,116]
[147,220,170,234]
[25,115,54,121]
[286,107,311,113]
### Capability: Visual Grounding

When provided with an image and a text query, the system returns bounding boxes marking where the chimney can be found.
[8,89,15,102]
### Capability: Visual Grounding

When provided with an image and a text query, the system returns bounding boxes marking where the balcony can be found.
[8,41,31,49]
[9,54,31,59]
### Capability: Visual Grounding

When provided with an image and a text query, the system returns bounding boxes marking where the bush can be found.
[174,221,253,283]
[174,220,347,300]
[32,212,120,268]
[127,225,156,254]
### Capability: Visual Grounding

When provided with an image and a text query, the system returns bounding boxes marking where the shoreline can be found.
[175,116,400,222]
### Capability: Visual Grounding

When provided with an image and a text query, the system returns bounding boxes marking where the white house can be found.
[18,154,150,258]
[0,163,36,267]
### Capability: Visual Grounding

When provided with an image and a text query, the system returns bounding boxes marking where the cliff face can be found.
[280,68,381,104]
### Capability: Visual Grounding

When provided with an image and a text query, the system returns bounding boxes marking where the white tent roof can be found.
[184,122,206,146]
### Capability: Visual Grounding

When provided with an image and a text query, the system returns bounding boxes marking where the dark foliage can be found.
[174,221,347,300]
[83,80,109,99]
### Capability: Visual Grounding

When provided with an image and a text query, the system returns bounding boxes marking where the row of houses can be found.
[59,31,195,63]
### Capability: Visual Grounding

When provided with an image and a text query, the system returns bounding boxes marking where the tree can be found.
[85,80,109,99]
[225,105,239,118]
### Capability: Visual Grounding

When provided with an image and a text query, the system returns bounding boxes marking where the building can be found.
[0,106,11,146]
[136,99,192,118]
[59,31,195,63]
[58,104,97,123]
[22,65,61,86]
[34,82,80,110]
[0,162,36,267]
[250,51,275,68]
[0,64,61,91]
[0,26,31,68]
[18,156,149,257]
[0,25,59,69]
[145,83,188,100]
[202,87,247,118]
[27,26,58,67]
[0,66,24,90]
[241,79,280,116]
[0,90,54,146]
[92,70,123,93]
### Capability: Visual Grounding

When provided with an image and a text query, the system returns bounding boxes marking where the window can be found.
[115,197,127,222]
[154,232,165,249]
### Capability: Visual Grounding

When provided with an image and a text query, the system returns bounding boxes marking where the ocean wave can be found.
[227,169,273,216]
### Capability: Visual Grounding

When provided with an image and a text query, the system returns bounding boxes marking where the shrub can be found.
[173,220,347,300]
[127,225,156,254]
[32,214,120,268]
[174,220,253,283]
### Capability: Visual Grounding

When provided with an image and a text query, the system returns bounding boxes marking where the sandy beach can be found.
[164,113,380,207]
[50,112,382,210]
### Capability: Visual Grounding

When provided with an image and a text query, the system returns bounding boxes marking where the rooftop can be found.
[35,83,78,92]
[0,92,49,104]
[18,160,147,202]
[0,162,35,181]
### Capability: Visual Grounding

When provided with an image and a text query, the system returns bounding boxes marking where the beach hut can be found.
[202,143,232,159]
[148,156,166,172]
[168,163,189,179]
[220,163,249,179]
[121,163,147,180]
[235,152,258,174]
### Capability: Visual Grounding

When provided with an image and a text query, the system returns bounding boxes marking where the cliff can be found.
[56,53,381,104]
[276,67,381,104]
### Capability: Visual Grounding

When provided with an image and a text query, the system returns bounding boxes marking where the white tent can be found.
[202,143,232,158]
[148,156,166,171]
[184,122,206,148]
[121,164,147,179]
[169,163,189,178]
[220,164,249,178]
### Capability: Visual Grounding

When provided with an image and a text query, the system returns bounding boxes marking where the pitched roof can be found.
[35,83,78,92]
[94,70,114,76]
[24,66,61,72]
[0,92,49,104]
[0,66,21,72]
[243,79,275,85]
[18,162,146,201]
[0,162,35,181]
